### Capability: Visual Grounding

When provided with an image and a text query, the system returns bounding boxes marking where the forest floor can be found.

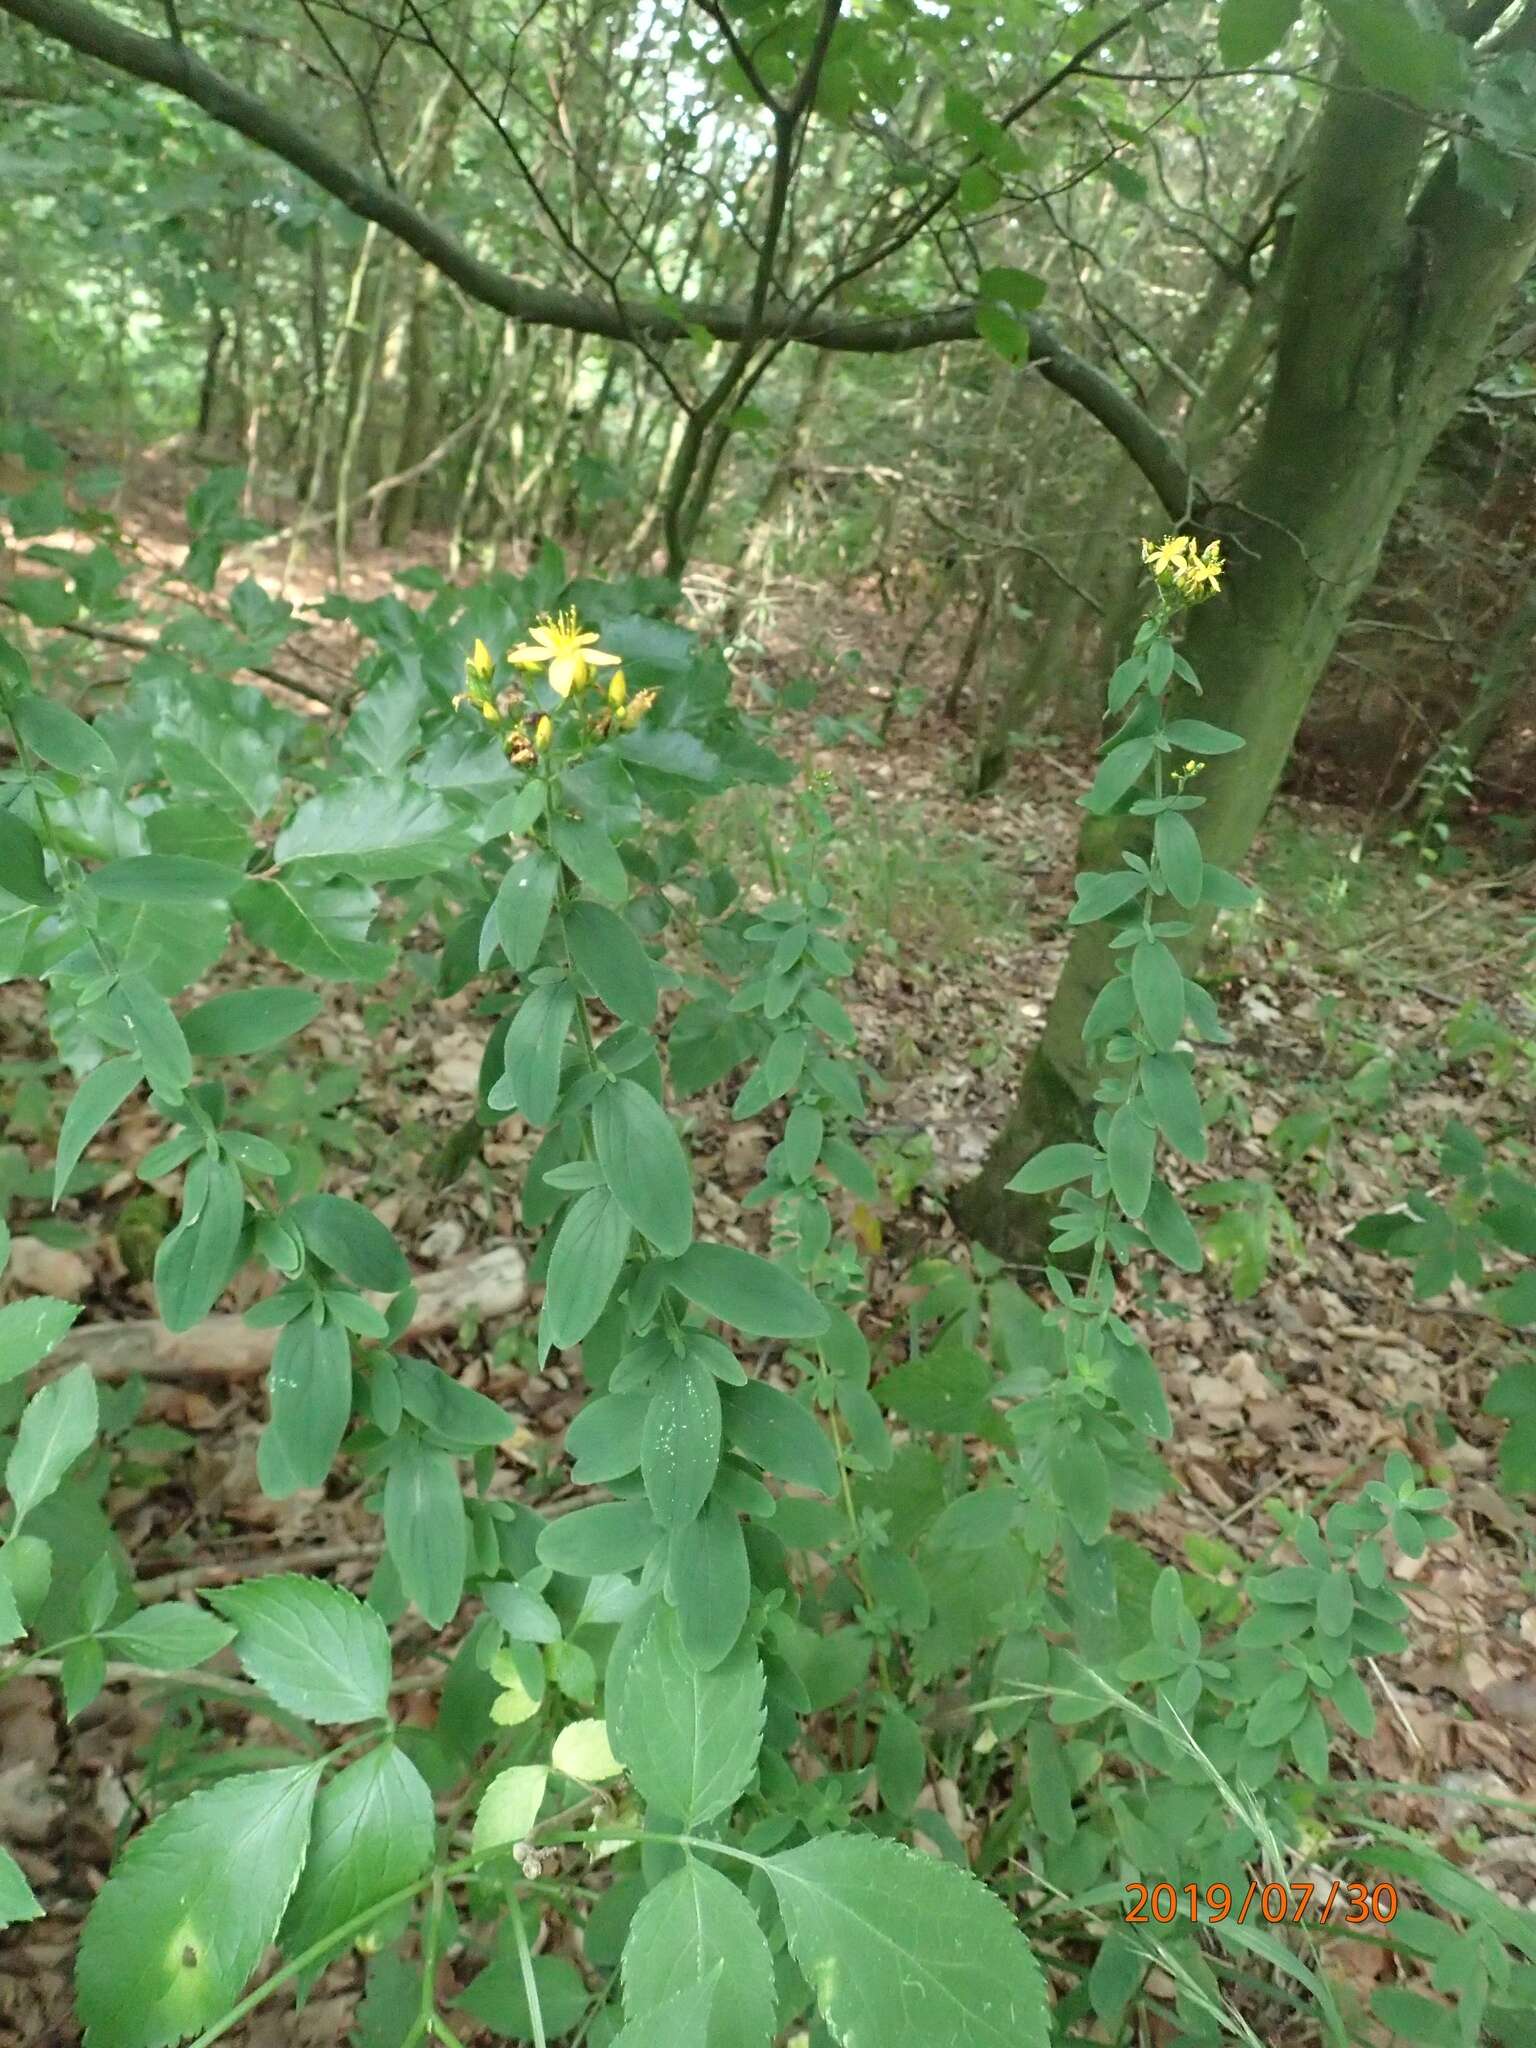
[3,490,1536,2043]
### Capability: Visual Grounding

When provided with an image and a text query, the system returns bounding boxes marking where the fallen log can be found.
[41,1242,529,1380]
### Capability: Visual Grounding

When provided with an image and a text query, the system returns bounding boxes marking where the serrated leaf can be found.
[76,1762,321,2048]
[609,1605,764,1825]
[208,1576,391,1723]
[279,1744,433,1965]
[765,1835,1049,2048]
[622,1860,773,2048]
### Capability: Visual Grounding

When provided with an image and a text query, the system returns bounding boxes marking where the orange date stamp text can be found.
[1125,1880,1398,1926]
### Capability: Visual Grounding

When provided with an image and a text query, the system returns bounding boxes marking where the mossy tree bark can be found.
[955,46,1536,1259]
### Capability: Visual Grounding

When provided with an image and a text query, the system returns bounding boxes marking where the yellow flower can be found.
[608,669,627,709]
[452,689,500,723]
[506,610,620,699]
[467,637,494,683]
[1178,541,1224,596]
[1141,534,1193,578]
[534,715,553,751]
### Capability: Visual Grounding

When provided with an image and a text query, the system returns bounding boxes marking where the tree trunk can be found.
[955,49,1536,1258]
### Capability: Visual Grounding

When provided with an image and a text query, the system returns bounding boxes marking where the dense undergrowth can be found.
[0,452,1534,2048]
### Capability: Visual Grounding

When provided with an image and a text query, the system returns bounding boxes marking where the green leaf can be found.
[494,850,560,970]
[290,1193,410,1294]
[594,1079,694,1257]
[875,1707,926,1815]
[610,1603,764,1825]
[542,1188,631,1351]
[208,1576,391,1723]
[145,802,250,869]
[564,899,657,1025]
[1324,0,1465,105]
[473,1765,549,1857]
[1218,0,1299,64]
[118,974,192,1103]
[643,1352,723,1528]
[1161,718,1243,755]
[1138,1181,1203,1275]
[669,1243,828,1338]
[155,1159,246,1331]
[537,1499,659,1576]
[7,1364,97,1529]
[1027,1720,1076,1844]
[279,1743,434,1965]
[384,1432,466,1626]
[1083,739,1154,813]
[76,1762,321,2048]
[1006,1143,1100,1194]
[0,809,54,905]
[264,1311,353,1493]
[1153,810,1204,908]
[235,878,394,983]
[978,265,1047,314]
[613,1975,719,2048]
[764,1835,1049,2048]
[0,1296,80,1384]
[1140,1052,1206,1162]
[53,1055,144,1207]
[667,1497,750,1669]
[722,1382,839,1495]
[1105,1103,1154,1220]
[622,1859,774,2048]
[274,779,473,882]
[182,989,321,1057]
[459,1945,591,2041]
[552,1716,623,1781]
[1130,942,1185,1051]
[493,981,575,1126]
[975,303,1030,365]
[15,693,116,781]
[551,813,628,903]
[0,1844,42,1932]
[101,1603,235,1672]
[90,855,243,905]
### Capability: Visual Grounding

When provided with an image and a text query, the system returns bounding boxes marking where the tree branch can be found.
[0,0,1201,518]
